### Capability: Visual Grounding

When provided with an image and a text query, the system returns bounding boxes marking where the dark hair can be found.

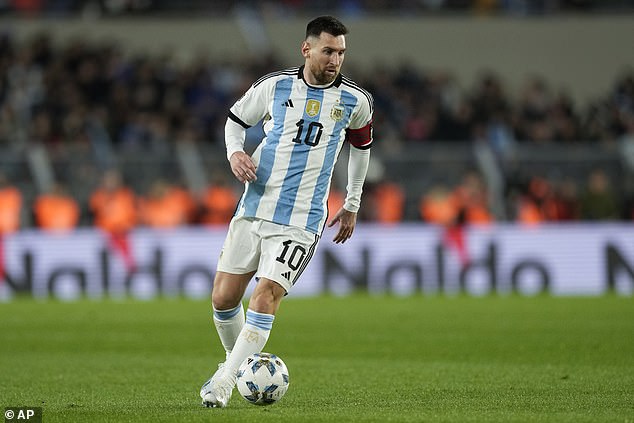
[305,15,348,39]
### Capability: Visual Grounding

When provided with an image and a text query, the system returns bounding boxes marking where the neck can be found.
[302,65,318,86]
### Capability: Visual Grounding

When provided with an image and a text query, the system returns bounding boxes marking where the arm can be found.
[225,77,270,184]
[225,118,257,184]
[327,146,370,244]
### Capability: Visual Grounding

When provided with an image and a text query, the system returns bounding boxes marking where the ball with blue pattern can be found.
[236,352,290,406]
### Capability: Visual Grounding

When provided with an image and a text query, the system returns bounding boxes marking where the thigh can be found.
[217,216,260,275]
[256,222,320,293]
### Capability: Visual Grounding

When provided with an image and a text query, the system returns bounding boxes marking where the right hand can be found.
[229,151,257,184]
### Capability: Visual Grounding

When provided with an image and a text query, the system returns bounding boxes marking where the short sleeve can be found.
[348,93,373,130]
[229,82,270,128]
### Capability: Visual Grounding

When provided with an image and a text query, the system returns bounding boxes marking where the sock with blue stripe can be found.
[213,303,245,360]
[224,309,275,377]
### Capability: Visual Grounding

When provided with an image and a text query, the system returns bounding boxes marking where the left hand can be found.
[327,207,357,244]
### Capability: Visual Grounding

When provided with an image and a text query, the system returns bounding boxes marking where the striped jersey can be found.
[228,66,374,235]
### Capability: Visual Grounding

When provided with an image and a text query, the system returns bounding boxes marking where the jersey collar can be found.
[298,65,343,89]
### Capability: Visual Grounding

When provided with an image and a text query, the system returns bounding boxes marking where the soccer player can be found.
[200,15,373,408]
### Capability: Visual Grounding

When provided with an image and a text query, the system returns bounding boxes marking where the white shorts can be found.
[217,216,320,292]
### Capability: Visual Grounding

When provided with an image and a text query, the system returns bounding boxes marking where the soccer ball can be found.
[236,352,290,406]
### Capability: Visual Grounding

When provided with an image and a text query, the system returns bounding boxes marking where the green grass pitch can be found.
[1,295,633,422]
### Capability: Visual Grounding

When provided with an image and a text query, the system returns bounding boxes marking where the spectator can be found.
[370,181,406,224]
[579,169,620,220]
[89,169,137,233]
[419,184,459,225]
[0,173,22,281]
[199,173,239,226]
[515,176,552,225]
[0,173,22,234]
[518,76,553,142]
[171,181,198,224]
[453,171,493,224]
[550,178,581,221]
[138,179,194,228]
[89,169,137,270]
[402,103,438,142]
[33,182,80,231]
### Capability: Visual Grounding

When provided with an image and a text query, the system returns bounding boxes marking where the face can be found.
[302,32,346,85]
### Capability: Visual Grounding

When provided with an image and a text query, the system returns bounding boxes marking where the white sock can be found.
[213,303,245,359]
[223,309,275,377]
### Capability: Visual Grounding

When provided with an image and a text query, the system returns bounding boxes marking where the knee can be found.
[211,291,239,311]
[211,271,253,310]
[211,282,241,311]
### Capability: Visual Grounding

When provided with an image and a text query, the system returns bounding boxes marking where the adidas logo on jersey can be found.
[282,99,294,108]
[281,271,291,280]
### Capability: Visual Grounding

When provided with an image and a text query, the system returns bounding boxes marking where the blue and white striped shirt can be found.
[229,66,373,235]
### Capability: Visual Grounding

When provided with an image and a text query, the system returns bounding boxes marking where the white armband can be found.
[225,118,247,161]
[343,147,370,213]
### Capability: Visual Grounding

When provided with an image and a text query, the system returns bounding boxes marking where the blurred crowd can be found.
[1,162,631,237]
[366,65,633,150]
[2,32,633,152]
[3,0,634,18]
[0,30,634,235]
[0,168,240,233]
[356,166,632,226]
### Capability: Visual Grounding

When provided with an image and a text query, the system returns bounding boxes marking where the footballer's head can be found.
[302,16,348,86]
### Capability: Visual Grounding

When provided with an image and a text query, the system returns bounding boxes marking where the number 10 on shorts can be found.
[275,240,307,271]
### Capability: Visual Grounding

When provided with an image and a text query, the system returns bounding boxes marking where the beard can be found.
[308,63,338,85]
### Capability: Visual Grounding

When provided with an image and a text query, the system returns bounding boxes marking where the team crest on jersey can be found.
[305,100,321,117]
[330,104,345,122]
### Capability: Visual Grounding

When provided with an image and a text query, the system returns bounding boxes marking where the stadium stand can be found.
[0,11,633,226]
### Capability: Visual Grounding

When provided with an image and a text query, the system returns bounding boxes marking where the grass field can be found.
[1,295,633,423]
